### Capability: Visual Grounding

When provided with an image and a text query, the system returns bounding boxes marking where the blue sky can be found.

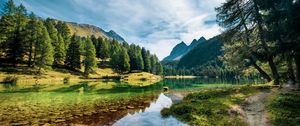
[7,0,224,60]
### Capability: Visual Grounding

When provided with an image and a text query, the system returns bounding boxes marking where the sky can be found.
[7,0,224,60]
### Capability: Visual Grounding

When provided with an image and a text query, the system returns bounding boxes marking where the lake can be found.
[0,78,263,125]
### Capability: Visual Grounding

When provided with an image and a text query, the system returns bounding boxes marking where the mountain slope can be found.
[163,41,188,61]
[177,36,223,68]
[162,37,206,61]
[66,22,125,42]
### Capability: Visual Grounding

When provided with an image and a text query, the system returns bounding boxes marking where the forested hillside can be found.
[178,36,222,68]
[162,37,206,61]
[0,0,163,78]
[162,36,236,77]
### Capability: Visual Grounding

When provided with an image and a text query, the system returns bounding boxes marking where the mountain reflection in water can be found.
[113,93,188,126]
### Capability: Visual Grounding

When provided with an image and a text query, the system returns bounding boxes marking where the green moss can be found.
[267,92,300,126]
[161,86,270,126]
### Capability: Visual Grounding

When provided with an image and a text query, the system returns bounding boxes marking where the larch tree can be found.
[54,34,66,65]
[83,37,97,77]
[142,47,151,72]
[65,35,81,70]
[34,22,54,71]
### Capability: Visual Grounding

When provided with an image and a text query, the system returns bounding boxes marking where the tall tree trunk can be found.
[253,0,280,84]
[250,58,272,82]
[28,42,33,67]
[268,58,280,85]
[287,56,296,84]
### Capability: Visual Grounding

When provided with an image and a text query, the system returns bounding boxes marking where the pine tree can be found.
[54,34,66,65]
[2,0,16,16]
[65,35,81,70]
[111,47,130,73]
[155,62,163,75]
[0,3,28,66]
[142,48,151,72]
[44,18,58,46]
[96,37,110,59]
[120,48,130,73]
[35,22,54,70]
[83,37,97,77]
[56,21,71,49]
[128,44,144,71]
[150,55,158,74]
[23,13,39,67]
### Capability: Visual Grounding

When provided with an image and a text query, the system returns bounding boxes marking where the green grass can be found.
[267,92,300,126]
[161,85,272,126]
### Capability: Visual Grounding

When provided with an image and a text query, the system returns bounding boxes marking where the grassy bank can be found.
[161,85,273,126]
[267,90,300,126]
[0,67,161,85]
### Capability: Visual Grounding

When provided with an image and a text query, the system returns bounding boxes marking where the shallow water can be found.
[0,78,263,125]
[113,93,188,126]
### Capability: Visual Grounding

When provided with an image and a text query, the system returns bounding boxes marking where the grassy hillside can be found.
[66,22,109,39]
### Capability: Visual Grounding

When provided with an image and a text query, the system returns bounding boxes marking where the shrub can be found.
[2,76,18,84]
[63,77,70,84]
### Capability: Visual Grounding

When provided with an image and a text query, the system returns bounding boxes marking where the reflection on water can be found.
[0,78,263,125]
[113,93,187,126]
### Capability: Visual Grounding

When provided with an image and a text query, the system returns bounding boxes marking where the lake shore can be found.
[0,67,161,85]
[161,84,300,126]
[164,76,199,79]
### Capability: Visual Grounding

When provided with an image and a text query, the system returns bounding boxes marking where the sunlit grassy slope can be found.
[66,22,109,39]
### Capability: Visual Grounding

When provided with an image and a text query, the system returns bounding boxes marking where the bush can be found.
[2,76,18,84]
[63,77,70,84]
[161,108,171,117]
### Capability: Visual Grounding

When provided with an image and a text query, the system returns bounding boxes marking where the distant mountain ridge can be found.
[66,22,126,42]
[177,36,223,68]
[162,37,206,61]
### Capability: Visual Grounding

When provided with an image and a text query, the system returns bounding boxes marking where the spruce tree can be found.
[65,35,81,70]
[142,47,151,72]
[54,34,66,65]
[23,13,39,67]
[111,47,130,73]
[83,37,97,77]
[56,21,71,49]
[0,3,28,66]
[119,48,130,73]
[44,18,58,46]
[35,22,54,70]
[96,37,110,59]
[2,0,16,16]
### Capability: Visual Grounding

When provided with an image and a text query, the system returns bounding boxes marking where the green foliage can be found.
[56,21,71,49]
[128,44,144,71]
[142,48,151,72]
[2,0,16,16]
[111,47,130,73]
[54,34,66,65]
[23,13,39,67]
[267,92,300,126]
[96,37,110,59]
[83,37,97,77]
[178,36,223,69]
[34,23,54,69]
[65,35,81,70]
